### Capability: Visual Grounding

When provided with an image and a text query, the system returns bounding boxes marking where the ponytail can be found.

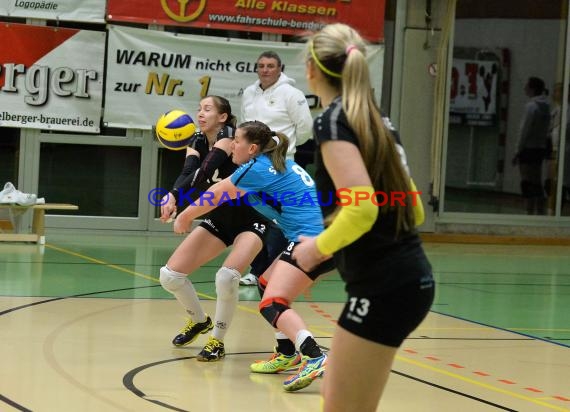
[238,121,289,172]
[307,23,415,233]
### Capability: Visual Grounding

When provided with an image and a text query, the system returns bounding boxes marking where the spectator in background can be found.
[513,76,551,215]
[560,84,570,212]
[239,50,314,286]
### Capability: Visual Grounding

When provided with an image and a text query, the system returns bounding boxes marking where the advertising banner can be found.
[104,25,383,129]
[450,58,499,126]
[107,0,385,42]
[0,0,105,23]
[0,23,105,132]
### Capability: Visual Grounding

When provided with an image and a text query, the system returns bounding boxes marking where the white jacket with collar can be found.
[241,72,313,159]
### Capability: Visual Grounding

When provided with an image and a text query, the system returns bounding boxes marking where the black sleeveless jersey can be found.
[313,97,427,292]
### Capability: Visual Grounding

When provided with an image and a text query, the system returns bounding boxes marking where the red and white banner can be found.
[107,0,385,42]
[0,23,105,132]
[449,58,499,126]
[0,0,105,23]
[104,25,383,129]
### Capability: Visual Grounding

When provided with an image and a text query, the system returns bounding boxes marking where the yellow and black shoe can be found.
[172,315,213,347]
[197,336,225,362]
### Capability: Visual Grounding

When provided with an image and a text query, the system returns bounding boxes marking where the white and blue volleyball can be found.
[155,110,196,150]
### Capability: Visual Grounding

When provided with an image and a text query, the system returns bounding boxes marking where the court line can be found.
[41,300,139,412]
[123,352,515,412]
[122,353,271,412]
[391,370,517,411]
[46,244,160,283]
[43,243,332,324]
[308,302,570,411]
[0,288,157,412]
[397,356,570,412]
[432,311,570,349]
[41,243,570,409]
[0,394,32,412]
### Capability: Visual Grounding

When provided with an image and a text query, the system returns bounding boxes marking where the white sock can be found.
[212,267,240,341]
[178,283,207,323]
[275,331,288,340]
[295,329,313,352]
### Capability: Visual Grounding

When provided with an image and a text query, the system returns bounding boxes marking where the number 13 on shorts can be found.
[346,297,370,323]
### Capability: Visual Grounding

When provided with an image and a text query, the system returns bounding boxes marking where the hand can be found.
[160,193,177,223]
[292,235,331,272]
[173,210,192,234]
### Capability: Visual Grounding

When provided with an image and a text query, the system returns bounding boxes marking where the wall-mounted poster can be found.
[107,0,385,42]
[104,25,383,129]
[0,23,105,132]
[0,0,105,23]
[449,56,501,127]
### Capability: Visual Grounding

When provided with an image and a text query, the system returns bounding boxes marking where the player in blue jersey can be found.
[174,120,334,392]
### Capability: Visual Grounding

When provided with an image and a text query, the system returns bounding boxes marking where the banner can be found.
[107,0,385,42]
[0,0,105,23]
[450,58,499,126]
[104,25,383,129]
[0,23,105,132]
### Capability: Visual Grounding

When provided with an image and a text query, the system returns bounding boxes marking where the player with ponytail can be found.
[174,120,333,392]
[293,23,435,411]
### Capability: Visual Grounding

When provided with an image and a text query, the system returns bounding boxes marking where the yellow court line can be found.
[46,243,337,332]
[397,355,570,412]
[46,243,263,313]
[46,244,160,283]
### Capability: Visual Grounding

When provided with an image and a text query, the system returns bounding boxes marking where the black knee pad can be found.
[257,275,268,300]
[259,298,290,327]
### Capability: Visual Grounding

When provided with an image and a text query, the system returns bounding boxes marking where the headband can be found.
[345,44,358,55]
[310,43,342,78]
[271,134,279,144]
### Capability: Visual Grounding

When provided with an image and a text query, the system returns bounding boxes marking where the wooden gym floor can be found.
[0,233,569,412]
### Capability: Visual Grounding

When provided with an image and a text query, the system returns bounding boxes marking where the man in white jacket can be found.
[240,50,314,286]
[241,50,313,159]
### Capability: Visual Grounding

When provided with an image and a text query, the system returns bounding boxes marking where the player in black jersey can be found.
[293,24,435,411]
[158,96,270,362]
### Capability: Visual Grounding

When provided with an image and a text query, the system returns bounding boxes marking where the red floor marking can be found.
[400,349,570,402]
[498,379,516,385]
[307,305,570,403]
[308,303,338,325]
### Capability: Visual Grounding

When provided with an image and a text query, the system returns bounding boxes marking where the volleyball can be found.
[154,109,196,150]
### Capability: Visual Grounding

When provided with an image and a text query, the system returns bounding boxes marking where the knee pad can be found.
[160,266,188,293]
[257,275,268,299]
[259,297,290,327]
[215,266,240,300]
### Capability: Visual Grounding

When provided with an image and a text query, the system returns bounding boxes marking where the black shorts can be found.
[280,241,336,281]
[199,203,269,246]
[337,276,435,347]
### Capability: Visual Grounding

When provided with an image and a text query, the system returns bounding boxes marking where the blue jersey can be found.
[230,154,324,241]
